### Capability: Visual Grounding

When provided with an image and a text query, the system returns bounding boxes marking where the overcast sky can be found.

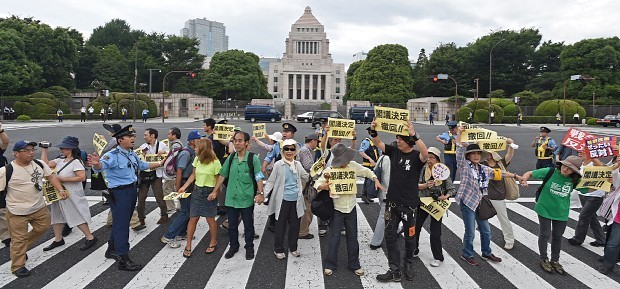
[4,0,619,65]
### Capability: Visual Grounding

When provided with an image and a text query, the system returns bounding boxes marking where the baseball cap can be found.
[13,140,37,151]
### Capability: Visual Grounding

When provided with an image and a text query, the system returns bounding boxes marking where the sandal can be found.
[183,247,192,258]
[205,244,217,254]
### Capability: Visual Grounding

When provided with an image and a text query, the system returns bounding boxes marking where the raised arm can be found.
[369,119,386,153]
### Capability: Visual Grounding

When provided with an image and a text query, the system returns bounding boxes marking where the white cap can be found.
[268,132,283,142]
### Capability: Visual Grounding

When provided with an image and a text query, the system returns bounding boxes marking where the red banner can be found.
[561,128,595,152]
[585,136,617,158]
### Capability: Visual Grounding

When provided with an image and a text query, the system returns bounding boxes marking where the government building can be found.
[268,7,345,104]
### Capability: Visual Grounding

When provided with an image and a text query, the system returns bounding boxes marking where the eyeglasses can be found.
[283,147,296,152]
[18,148,36,153]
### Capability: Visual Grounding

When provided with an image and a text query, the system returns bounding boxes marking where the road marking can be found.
[285,215,324,289]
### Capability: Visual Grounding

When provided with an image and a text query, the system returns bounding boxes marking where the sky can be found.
[4,0,619,66]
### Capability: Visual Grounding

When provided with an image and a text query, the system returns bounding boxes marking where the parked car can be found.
[349,106,375,124]
[244,105,282,122]
[296,111,314,123]
[596,114,620,127]
[311,110,344,129]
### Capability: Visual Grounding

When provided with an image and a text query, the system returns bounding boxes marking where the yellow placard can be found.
[144,154,165,163]
[93,134,107,156]
[577,166,613,192]
[327,118,355,139]
[43,180,69,204]
[478,139,507,151]
[252,123,267,139]
[163,192,192,200]
[160,139,170,148]
[374,107,410,135]
[327,168,357,195]
[419,197,451,221]
[214,124,235,141]
[310,155,326,178]
[460,128,498,142]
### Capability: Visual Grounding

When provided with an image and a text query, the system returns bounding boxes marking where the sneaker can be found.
[430,259,443,267]
[482,254,502,263]
[369,244,382,250]
[354,268,365,276]
[13,267,30,278]
[567,238,582,246]
[589,241,605,247]
[274,251,286,260]
[376,270,401,282]
[599,266,613,275]
[291,251,300,257]
[461,255,479,266]
[413,249,419,258]
[540,259,553,273]
[504,243,514,250]
[160,236,176,246]
[551,262,565,275]
[323,268,333,276]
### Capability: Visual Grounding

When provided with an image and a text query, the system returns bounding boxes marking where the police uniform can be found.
[94,125,152,271]
[534,127,557,169]
[436,122,458,181]
[360,128,381,203]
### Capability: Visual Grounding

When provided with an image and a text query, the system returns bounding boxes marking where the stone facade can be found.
[268,6,345,104]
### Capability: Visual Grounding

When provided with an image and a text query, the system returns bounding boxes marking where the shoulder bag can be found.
[476,195,497,220]
[498,161,520,200]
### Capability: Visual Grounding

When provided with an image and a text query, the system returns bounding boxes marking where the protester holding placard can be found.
[137,128,170,226]
[568,152,606,247]
[414,147,456,267]
[531,127,557,169]
[483,139,519,250]
[455,126,505,267]
[368,119,428,282]
[519,155,582,275]
[263,139,309,259]
[314,143,383,277]
[40,136,97,252]
[252,131,282,153]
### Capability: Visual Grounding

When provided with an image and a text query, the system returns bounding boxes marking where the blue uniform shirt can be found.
[94,146,150,188]
[264,141,281,163]
[358,138,371,152]
[437,131,454,142]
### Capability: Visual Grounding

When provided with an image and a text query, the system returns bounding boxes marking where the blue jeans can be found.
[109,185,138,256]
[164,197,190,239]
[603,222,620,269]
[227,206,255,249]
[460,201,492,258]
[324,208,360,270]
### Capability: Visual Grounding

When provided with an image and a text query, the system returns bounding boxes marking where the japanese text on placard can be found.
[327,118,355,139]
[419,197,451,221]
[93,134,107,156]
[328,168,357,195]
[577,166,613,192]
[561,128,595,152]
[252,123,266,138]
[585,136,617,158]
[214,124,235,141]
[460,128,498,142]
[374,107,410,135]
[478,139,507,151]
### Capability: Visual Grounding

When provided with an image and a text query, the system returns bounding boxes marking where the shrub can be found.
[457,107,472,122]
[586,117,598,125]
[27,92,55,99]
[534,100,586,118]
[503,104,520,116]
[474,109,489,123]
[503,116,558,124]
[320,102,330,110]
[44,86,71,99]
[489,104,504,123]
[16,115,31,121]
[465,100,490,111]
[491,98,513,108]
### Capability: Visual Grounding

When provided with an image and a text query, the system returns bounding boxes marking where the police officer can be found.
[435,121,458,181]
[359,127,381,203]
[88,125,162,271]
[531,126,557,169]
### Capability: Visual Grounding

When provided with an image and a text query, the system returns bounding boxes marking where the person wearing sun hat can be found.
[455,126,511,267]
[40,136,97,253]
[519,155,582,275]
[314,143,385,277]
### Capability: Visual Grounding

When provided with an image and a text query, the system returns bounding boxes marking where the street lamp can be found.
[474,78,479,100]
[563,74,594,126]
[489,39,505,124]
[162,70,191,123]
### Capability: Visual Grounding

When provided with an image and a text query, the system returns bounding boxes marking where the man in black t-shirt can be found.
[368,120,428,283]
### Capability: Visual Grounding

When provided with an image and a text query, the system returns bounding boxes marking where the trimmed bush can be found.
[320,102,330,110]
[474,109,489,123]
[489,104,504,123]
[16,115,31,121]
[466,100,490,111]
[457,107,472,122]
[44,86,71,99]
[534,100,586,118]
[503,104,519,116]
[491,98,513,108]
[27,92,55,99]
[586,117,598,125]
[503,116,558,124]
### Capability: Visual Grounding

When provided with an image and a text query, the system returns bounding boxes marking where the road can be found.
[0,119,619,289]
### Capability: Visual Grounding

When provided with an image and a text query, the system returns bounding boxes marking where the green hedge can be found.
[474,109,489,123]
[586,117,598,125]
[535,99,586,118]
[457,107,472,122]
[503,116,558,124]
[16,115,31,121]
[503,104,520,116]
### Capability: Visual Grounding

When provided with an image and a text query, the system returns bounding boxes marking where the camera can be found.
[38,141,51,148]
[430,191,441,201]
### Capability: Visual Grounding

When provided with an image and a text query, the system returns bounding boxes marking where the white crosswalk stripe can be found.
[1,200,618,289]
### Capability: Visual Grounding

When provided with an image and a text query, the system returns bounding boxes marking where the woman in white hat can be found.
[520,155,582,275]
[263,139,309,259]
[252,132,282,153]
[414,147,456,267]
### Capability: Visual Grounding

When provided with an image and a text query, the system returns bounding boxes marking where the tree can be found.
[0,29,43,95]
[93,44,130,91]
[87,19,139,52]
[199,50,268,100]
[425,43,466,97]
[348,44,414,103]
[560,37,620,86]
[343,60,364,102]
[411,49,431,97]
[74,45,100,89]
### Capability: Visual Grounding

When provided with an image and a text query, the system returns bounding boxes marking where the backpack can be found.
[0,159,44,208]
[223,152,258,195]
[364,155,385,199]
[163,140,186,178]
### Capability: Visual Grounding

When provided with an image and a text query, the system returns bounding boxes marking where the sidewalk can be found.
[413,120,620,136]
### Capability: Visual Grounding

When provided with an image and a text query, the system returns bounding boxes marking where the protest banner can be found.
[577,166,613,192]
[214,124,235,141]
[327,168,357,195]
[584,136,617,159]
[374,106,410,135]
[478,138,507,151]
[160,139,170,148]
[93,134,107,155]
[327,118,355,139]
[144,154,165,163]
[43,180,68,204]
[419,197,451,221]
[432,163,451,181]
[561,128,595,152]
[459,128,498,142]
[163,192,192,200]
[252,123,267,139]
[310,155,326,178]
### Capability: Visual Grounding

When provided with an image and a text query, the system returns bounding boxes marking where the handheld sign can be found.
[584,136,617,159]
[93,134,107,156]
[43,180,69,204]
[577,166,613,192]
[419,197,451,221]
[431,163,451,181]
[144,154,165,163]
[561,128,595,152]
[252,123,267,139]
[460,128,498,143]
[478,138,507,151]
[160,139,170,149]
[214,124,235,141]
[327,118,355,139]
[310,155,326,178]
[374,106,410,135]
[163,192,192,200]
[327,168,357,195]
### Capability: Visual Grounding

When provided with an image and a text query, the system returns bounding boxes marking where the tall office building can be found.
[268,6,345,103]
[180,18,229,57]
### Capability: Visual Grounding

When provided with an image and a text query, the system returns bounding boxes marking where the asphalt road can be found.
[0,118,619,289]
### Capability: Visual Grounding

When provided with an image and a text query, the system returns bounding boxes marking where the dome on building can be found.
[294,6,322,25]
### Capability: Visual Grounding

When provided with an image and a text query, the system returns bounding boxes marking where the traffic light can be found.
[186,72,196,78]
[100,89,105,96]
[191,73,196,78]
[429,75,438,83]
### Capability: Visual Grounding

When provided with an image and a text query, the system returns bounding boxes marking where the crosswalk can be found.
[0,199,618,289]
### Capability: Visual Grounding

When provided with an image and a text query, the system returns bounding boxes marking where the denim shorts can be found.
[190,186,217,218]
